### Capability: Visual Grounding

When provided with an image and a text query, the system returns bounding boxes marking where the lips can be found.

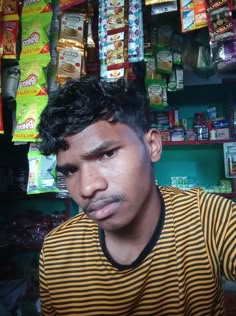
[86,200,120,221]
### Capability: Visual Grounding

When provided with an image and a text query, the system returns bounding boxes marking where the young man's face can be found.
[57,121,162,232]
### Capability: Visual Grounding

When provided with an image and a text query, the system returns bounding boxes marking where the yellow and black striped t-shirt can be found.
[39,187,236,315]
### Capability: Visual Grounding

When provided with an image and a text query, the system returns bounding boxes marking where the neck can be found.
[103,186,161,265]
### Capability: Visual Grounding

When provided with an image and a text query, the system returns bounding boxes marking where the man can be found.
[38,76,235,315]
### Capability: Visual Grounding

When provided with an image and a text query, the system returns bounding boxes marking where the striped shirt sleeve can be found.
[39,247,56,316]
[200,190,236,281]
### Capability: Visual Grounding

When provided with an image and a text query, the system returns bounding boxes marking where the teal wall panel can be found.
[155,144,225,187]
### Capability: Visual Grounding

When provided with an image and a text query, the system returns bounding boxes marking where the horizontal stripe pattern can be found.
[39,187,236,315]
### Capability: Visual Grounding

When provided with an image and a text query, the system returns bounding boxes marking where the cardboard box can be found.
[216,128,230,140]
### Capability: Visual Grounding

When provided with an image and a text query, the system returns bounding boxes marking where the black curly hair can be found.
[38,76,150,155]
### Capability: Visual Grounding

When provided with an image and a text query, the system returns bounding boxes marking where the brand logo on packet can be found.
[65,16,81,23]
[64,51,78,58]
[20,75,38,88]
[17,118,35,130]
[4,21,17,28]
[22,32,40,46]
[24,0,40,5]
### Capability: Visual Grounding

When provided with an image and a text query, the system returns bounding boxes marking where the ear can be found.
[144,128,162,163]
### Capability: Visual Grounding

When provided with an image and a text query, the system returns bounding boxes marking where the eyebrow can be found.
[56,140,118,173]
[56,164,74,174]
[81,140,117,159]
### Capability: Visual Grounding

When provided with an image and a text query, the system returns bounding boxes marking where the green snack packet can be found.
[21,12,52,61]
[27,143,59,194]
[145,78,168,108]
[155,47,173,74]
[13,95,48,142]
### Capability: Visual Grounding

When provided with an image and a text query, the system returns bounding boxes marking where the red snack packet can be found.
[2,13,19,59]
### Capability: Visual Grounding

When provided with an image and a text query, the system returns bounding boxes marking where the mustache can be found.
[84,194,127,213]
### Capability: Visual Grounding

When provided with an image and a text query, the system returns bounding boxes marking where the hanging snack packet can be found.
[59,12,86,49]
[156,47,173,74]
[17,59,48,98]
[21,0,52,16]
[12,95,48,142]
[56,40,84,85]
[20,12,52,61]
[128,0,144,63]
[59,0,86,11]
[193,0,207,28]
[0,16,3,58]
[27,143,59,195]
[106,34,125,66]
[205,0,234,43]
[145,78,168,108]
[0,98,3,134]
[206,0,228,15]
[0,58,3,133]
[0,59,3,133]
[100,63,125,80]
[2,14,19,59]
[3,0,18,15]
[145,55,159,79]
[107,4,126,32]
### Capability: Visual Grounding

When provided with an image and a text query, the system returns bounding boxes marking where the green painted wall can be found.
[154,81,236,188]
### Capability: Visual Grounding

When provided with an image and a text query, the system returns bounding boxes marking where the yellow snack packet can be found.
[21,11,52,61]
[13,95,48,142]
[17,59,48,98]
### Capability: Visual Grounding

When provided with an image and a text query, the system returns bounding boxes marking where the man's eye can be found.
[64,167,78,177]
[101,149,116,160]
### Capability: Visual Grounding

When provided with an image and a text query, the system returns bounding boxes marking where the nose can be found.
[79,163,108,198]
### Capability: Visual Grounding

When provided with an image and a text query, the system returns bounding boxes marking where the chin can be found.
[98,218,132,233]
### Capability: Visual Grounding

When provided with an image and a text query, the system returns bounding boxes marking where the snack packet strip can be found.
[128,0,144,62]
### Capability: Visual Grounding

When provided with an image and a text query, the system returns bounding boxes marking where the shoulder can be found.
[159,185,203,202]
[44,211,96,244]
[159,185,236,221]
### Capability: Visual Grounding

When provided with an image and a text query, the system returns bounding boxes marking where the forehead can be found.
[63,121,139,153]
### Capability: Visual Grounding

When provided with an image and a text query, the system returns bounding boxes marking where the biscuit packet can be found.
[56,39,85,85]
[59,11,87,49]
[27,143,59,195]
[2,13,19,59]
